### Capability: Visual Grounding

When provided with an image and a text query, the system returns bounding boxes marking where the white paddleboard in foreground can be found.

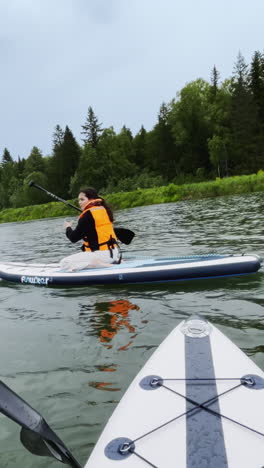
[84,316,264,468]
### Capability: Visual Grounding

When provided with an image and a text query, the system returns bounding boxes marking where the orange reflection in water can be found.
[89,381,121,391]
[98,299,140,350]
[98,366,116,372]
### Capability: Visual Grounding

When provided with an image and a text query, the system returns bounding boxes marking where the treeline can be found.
[1,173,263,225]
[1,51,264,209]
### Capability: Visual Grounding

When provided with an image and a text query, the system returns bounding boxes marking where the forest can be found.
[0,51,264,209]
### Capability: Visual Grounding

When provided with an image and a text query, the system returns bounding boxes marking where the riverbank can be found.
[0,171,263,224]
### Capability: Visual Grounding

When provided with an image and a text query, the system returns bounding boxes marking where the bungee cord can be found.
[116,375,264,467]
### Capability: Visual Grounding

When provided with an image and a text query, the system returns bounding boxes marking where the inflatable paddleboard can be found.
[85,316,264,467]
[0,254,261,287]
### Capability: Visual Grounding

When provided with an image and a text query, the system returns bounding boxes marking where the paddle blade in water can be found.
[20,427,75,464]
[0,381,82,467]
[20,428,55,458]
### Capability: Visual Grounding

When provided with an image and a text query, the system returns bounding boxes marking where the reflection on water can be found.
[0,192,263,467]
[78,299,141,350]
[89,381,121,392]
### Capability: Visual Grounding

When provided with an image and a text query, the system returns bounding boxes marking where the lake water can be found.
[0,193,263,467]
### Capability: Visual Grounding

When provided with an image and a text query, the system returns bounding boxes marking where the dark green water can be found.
[0,193,263,467]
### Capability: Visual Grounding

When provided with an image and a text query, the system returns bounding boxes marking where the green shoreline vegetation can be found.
[0,172,263,224]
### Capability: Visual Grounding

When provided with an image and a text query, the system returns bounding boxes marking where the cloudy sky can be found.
[1,0,263,159]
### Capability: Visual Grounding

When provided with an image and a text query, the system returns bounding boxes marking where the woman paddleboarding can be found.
[60,187,121,271]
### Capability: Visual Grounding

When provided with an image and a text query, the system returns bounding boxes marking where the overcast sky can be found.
[1,0,263,159]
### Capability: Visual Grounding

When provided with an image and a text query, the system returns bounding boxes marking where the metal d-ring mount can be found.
[150,376,161,387]
[139,375,163,390]
[241,374,264,389]
[119,441,134,455]
[104,437,135,460]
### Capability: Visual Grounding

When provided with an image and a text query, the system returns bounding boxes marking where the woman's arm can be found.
[65,212,94,243]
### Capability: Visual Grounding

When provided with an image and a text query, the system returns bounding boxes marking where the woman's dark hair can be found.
[79,187,114,222]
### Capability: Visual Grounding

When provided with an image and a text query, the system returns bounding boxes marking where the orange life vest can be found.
[79,199,117,252]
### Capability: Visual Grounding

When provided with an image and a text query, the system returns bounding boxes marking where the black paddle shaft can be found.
[28,181,81,212]
[28,181,135,244]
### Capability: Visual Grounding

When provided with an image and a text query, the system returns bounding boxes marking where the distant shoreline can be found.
[0,172,263,224]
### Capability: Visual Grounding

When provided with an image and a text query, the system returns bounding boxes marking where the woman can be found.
[60,187,121,271]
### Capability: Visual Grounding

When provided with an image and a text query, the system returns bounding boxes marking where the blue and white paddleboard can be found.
[0,254,261,286]
[84,316,264,467]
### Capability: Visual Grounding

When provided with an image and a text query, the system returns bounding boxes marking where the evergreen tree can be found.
[133,126,147,168]
[250,51,264,124]
[233,51,248,85]
[52,124,64,150]
[116,126,135,163]
[249,51,264,168]
[47,125,65,191]
[81,106,103,147]
[152,102,177,180]
[1,148,13,164]
[207,79,233,177]
[0,148,16,208]
[24,146,45,176]
[230,52,259,173]
[52,126,81,197]
[0,158,15,208]
[16,157,26,178]
[210,65,220,99]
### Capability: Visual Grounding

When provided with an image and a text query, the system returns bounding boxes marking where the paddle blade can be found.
[0,381,82,468]
[20,428,74,464]
[115,227,135,245]
[21,427,55,458]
